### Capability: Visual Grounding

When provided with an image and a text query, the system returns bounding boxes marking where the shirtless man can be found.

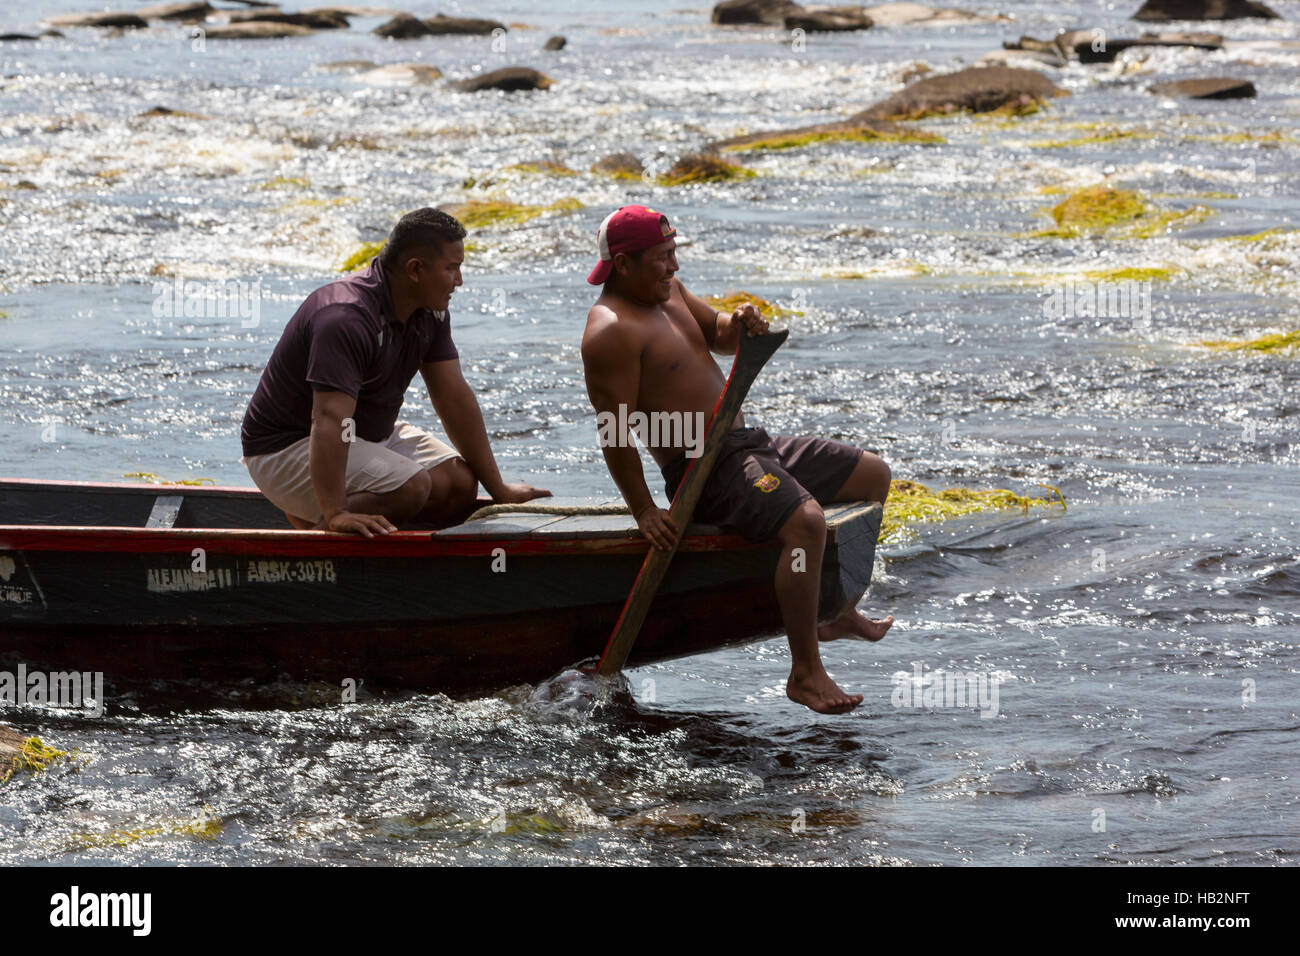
[580,205,893,714]
[241,207,549,537]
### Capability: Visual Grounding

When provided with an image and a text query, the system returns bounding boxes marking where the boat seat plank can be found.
[438,513,574,538]
[145,495,185,529]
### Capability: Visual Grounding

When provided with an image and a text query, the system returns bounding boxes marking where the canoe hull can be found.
[0,479,881,698]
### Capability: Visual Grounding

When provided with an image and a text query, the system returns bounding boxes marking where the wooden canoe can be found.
[0,478,881,696]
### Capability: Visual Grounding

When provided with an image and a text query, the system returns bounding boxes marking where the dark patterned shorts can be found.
[662,426,863,542]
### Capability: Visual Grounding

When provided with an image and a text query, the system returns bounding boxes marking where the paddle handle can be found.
[594,328,788,676]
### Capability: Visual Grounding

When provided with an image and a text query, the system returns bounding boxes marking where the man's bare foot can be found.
[786,669,863,714]
[818,610,894,643]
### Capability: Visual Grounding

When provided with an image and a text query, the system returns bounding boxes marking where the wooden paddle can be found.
[593,327,789,677]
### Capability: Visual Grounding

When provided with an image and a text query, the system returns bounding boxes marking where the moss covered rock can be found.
[856,65,1065,121]
[658,153,754,186]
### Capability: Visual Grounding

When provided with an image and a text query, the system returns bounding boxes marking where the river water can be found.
[1,0,1297,865]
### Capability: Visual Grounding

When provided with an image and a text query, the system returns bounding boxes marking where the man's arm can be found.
[310,388,395,538]
[675,279,769,355]
[581,314,677,550]
[420,358,550,504]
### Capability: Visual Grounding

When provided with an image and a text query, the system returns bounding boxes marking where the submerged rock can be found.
[206,22,317,38]
[543,34,566,50]
[856,65,1065,121]
[137,105,207,118]
[979,48,1066,68]
[319,58,380,71]
[1149,76,1257,98]
[373,13,431,38]
[1003,35,1058,54]
[526,667,634,716]
[359,62,443,84]
[0,33,41,41]
[1131,0,1280,20]
[712,0,802,25]
[422,14,506,35]
[709,117,941,151]
[231,10,350,28]
[454,67,551,92]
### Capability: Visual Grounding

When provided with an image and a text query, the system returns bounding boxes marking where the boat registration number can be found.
[146,559,337,592]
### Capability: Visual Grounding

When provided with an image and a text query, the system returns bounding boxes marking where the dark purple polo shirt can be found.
[241,258,458,457]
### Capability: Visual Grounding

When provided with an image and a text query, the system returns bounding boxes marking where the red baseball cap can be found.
[586,205,677,285]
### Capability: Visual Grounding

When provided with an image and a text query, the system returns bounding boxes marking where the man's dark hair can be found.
[604,248,645,287]
[381,208,467,270]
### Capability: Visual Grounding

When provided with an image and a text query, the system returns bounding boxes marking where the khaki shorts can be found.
[241,422,459,524]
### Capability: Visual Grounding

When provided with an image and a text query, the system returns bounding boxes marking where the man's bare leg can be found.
[815,449,895,642]
[777,499,864,715]
[833,450,891,506]
[308,470,433,529]
[413,458,479,528]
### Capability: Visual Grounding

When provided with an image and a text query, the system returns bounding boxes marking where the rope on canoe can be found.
[464,502,631,523]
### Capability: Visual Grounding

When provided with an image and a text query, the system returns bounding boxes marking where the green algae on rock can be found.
[1221,226,1296,243]
[1080,266,1178,283]
[657,154,755,186]
[1,725,67,785]
[339,240,385,272]
[66,806,223,849]
[590,153,645,180]
[881,479,1066,545]
[716,122,944,152]
[1199,330,1300,353]
[705,290,798,320]
[442,197,583,231]
[1028,127,1152,149]
[1032,186,1212,239]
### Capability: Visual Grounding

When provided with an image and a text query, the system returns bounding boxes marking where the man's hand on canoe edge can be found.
[491,482,552,505]
[324,510,397,539]
[635,505,679,551]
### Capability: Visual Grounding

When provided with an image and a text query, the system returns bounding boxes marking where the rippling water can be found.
[1,0,1297,865]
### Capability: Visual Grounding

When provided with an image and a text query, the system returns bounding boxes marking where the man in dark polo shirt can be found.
[241,207,549,537]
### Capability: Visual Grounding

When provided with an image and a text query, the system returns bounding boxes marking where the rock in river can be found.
[1149,76,1257,98]
[373,13,431,38]
[855,65,1065,121]
[785,8,873,31]
[454,67,551,92]
[423,14,506,35]
[44,11,149,28]
[712,0,802,25]
[205,21,317,38]
[1130,0,1280,20]
[134,3,213,21]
